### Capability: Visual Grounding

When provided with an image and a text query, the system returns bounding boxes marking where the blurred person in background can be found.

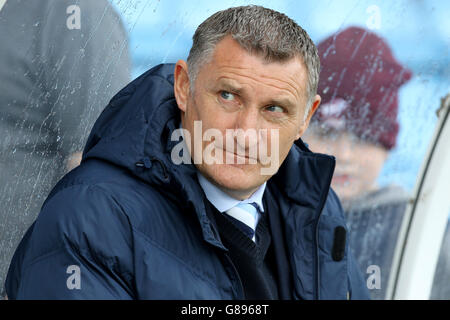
[303,26,412,299]
[0,0,131,298]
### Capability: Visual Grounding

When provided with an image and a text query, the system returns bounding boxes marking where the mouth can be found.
[332,174,353,185]
[223,148,258,164]
[200,141,261,165]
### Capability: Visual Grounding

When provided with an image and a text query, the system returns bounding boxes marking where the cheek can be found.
[273,129,296,159]
[183,98,196,126]
[189,94,230,128]
[354,153,381,182]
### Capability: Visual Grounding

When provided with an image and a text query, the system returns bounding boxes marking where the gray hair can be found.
[186,5,320,117]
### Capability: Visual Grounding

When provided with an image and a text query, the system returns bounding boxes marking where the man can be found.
[0,0,130,297]
[5,6,369,299]
[303,26,412,299]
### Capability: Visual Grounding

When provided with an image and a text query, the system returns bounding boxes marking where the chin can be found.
[201,163,265,193]
[332,185,362,201]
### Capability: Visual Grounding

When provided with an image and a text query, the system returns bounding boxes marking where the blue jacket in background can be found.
[5,64,370,300]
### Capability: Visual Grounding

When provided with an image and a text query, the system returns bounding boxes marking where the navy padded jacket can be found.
[5,64,370,300]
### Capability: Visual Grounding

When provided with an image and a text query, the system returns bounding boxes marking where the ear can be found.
[173,60,191,113]
[295,94,321,140]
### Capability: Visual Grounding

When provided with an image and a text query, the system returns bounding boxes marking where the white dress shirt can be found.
[197,171,266,227]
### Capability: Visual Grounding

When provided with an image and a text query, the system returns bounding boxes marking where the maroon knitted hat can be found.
[312,26,412,150]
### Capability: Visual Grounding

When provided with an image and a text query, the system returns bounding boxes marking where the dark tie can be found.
[224,202,260,242]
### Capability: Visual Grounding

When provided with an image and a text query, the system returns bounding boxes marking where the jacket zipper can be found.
[313,157,336,300]
[206,209,245,299]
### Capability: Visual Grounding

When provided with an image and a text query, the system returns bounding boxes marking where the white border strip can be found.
[0,0,6,13]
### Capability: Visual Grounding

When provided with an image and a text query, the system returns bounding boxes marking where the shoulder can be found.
[14,179,138,293]
[29,182,133,260]
[23,159,143,261]
[35,158,175,251]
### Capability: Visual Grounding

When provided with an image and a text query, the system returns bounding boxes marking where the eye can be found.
[266,105,285,113]
[220,91,235,101]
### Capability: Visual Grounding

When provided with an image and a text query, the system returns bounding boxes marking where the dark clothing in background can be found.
[431,220,450,299]
[343,185,409,300]
[5,64,370,299]
[0,0,131,295]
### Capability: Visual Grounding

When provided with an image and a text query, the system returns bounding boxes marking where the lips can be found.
[206,136,262,162]
[223,148,258,164]
[228,149,257,160]
[332,174,352,185]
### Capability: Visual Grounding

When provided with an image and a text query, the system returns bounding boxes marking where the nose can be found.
[236,104,260,130]
[335,134,353,167]
[234,106,260,151]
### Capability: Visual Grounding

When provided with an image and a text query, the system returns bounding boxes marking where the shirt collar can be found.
[197,171,266,213]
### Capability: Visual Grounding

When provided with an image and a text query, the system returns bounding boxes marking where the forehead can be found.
[196,36,309,102]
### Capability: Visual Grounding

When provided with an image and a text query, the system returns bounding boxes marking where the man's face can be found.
[174,36,319,199]
[304,127,388,200]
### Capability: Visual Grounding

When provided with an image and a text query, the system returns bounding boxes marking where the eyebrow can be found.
[217,78,298,111]
[217,79,244,95]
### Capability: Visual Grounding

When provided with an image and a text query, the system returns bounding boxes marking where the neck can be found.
[220,185,260,201]
[201,173,260,201]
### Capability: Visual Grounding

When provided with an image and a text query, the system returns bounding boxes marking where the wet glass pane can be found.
[0,0,131,296]
[431,212,450,299]
[1,0,449,299]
